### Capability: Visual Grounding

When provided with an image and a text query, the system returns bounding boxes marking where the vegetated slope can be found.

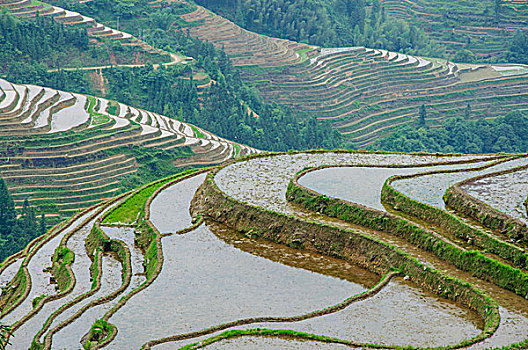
[0,0,168,59]
[380,0,528,60]
[174,4,528,148]
[0,78,258,225]
[4,152,528,350]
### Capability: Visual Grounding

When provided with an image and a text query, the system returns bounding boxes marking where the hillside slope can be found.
[175,3,528,147]
[380,0,528,59]
[0,78,258,224]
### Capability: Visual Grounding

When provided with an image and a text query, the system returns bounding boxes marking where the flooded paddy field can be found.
[4,153,528,349]
[461,167,528,224]
[215,152,495,213]
[392,157,528,209]
[108,221,373,348]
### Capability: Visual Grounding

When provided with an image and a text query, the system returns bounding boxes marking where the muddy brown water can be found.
[462,167,528,224]
[153,224,483,349]
[108,221,370,349]
[216,278,483,348]
[202,336,355,349]
[214,153,528,348]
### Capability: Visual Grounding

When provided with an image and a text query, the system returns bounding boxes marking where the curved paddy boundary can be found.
[179,329,358,349]
[83,169,210,349]
[0,200,106,321]
[140,270,400,349]
[191,163,500,349]
[31,218,132,349]
[41,230,132,350]
[292,159,528,298]
[0,193,128,348]
[444,163,528,244]
[381,158,528,270]
[0,206,90,318]
[31,249,103,349]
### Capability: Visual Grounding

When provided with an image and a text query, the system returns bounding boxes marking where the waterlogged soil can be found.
[149,173,207,233]
[215,153,492,214]
[101,226,145,290]
[214,153,528,348]
[1,209,97,327]
[51,255,123,350]
[4,211,98,349]
[0,258,23,290]
[42,224,95,334]
[108,223,369,349]
[392,157,528,209]
[298,162,492,211]
[462,167,528,224]
[223,278,483,348]
[205,336,354,349]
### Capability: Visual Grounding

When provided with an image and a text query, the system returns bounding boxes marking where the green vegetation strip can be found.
[83,319,116,350]
[141,271,399,349]
[189,168,499,349]
[102,168,202,224]
[444,163,528,244]
[86,96,111,126]
[29,249,103,350]
[85,170,210,348]
[0,195,127,349]
[381,159,528,270]
[0,204,94,320]
[30,194,132,349]
[40,223,131,350]
[178,329,361,349]
[290,167,528,298]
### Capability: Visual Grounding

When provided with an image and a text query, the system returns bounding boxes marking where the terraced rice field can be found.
[0,0,169,57]
[172,4,528,147]
[179,5,315,67]
[2,151,527,349]
[380,0,528,57]
[0,78,258,222]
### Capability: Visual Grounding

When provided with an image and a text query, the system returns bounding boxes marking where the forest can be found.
[195,0,445,58]
[0,8,340,151]
[372,110,528,154]
[0,178,45,262]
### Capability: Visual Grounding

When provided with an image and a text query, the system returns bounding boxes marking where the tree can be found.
[495,0,502,20]
[464,103,472,119]
[39,213,47,236]
[0,177,16,239]
[418,104,427,127]
[453,49,476,63]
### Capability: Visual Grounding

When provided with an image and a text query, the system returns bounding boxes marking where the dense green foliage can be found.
[372,111,528,154]
[505,30,528,64]
[0,9,88,69]
[103,168,200,224]
[17,0,340,151]
[0,9,164,79]
[0,178,45,262]
[195,0,444,57]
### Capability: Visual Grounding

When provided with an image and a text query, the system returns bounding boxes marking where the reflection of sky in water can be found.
[393,158,528,209]
[298,161,492,211]
[217,153,485,214]
[108,224,362,349]
[149,173,207,233]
